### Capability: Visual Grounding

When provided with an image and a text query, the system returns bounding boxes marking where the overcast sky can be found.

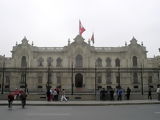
[0,0,160,57]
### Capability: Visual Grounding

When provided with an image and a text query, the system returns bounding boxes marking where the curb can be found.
[0,101,160,106]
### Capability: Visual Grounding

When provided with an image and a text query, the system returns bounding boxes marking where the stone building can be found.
[0,35,160,93]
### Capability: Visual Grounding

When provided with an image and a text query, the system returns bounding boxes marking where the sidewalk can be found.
[0,100,160,106]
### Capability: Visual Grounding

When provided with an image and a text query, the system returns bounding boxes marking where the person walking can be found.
[60,89,67,102]
[8,94,14,108]
[126,87,131,100]
[156,85,160,101]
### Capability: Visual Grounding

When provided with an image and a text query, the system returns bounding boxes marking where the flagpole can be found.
[79,20,80,35]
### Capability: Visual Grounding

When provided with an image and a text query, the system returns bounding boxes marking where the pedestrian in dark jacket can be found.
[148,86,152,100]
[126,87,131,100]
[110,87,114,101]
[46,89,51,101]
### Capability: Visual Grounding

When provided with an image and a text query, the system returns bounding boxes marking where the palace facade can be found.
[0,35,160,93]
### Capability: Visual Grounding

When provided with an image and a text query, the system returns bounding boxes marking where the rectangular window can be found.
[148,76,152,84]
[5,85,9,88]
[20,85,25,88]
[97,76,102,83]
[38,85,43,88]
[21,73,25,83]
[149,85,153,88]
[5,76,10,84]
[98,86,102,90]
[134,85,139,88]
[133,72,138,83]
[116,76,120,84]
[57,76,61,84]
[38,76,42,84]
[106,72,111,84]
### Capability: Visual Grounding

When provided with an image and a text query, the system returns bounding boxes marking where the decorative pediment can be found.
[21,36,29,45]
[73,35,85,44]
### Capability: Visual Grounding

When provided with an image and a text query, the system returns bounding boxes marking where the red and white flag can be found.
[91,33,94,44]
[79,20,86,36]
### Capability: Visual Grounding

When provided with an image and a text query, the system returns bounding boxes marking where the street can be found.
[0,105,160,120]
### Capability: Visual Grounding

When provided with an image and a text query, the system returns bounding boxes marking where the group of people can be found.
[100,86,131,101]
[8,89,27,108]
[100,86,160,101]
[46,87,67,102]
[6,85,160,107]
[147,86,160,100]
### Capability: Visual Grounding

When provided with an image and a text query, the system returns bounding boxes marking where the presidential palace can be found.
[0,34,160,94]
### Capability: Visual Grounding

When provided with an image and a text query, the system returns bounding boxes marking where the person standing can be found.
[100,88,106,101]
[19,92,27,108]
[110,87,114,101]
[148,86,152,100]
[126,87,131,100]
[156,86,160,101]
[53,89,58,101]
[46,89,51,101]
[117,87,123,101]
[60,89,67,102]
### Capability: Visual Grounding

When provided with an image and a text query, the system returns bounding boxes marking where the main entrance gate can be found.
[75,73,83,88]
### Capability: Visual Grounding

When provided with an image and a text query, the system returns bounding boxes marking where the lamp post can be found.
[71,62,74,95]
[47,65,50,90]
[95,64,97,95]
[118,67,121,87]
[158,70,160,85]
[1,55,5,94]
[141,63,144,95]
[24,67,27,93]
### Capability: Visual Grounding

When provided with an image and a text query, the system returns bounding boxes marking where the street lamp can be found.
[24,67,27,93]
[1,55,5,94]
[71,62,74,95]
[95,64,97,95]
[141,63,144,95]
[118,67,121,87]
[47,65,50,90]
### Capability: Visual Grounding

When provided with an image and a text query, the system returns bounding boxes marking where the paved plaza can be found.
[0,104,160,120]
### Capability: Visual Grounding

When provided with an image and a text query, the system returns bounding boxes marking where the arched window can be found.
[47,57,53,67]
[106,57,111,67]
[133,56,137,67]
[75,55,83,67]
[21,56,27,67]
[96,58,102,67]
[115,58,120,67]
[56,57,62,67]
[37,57,44,67]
